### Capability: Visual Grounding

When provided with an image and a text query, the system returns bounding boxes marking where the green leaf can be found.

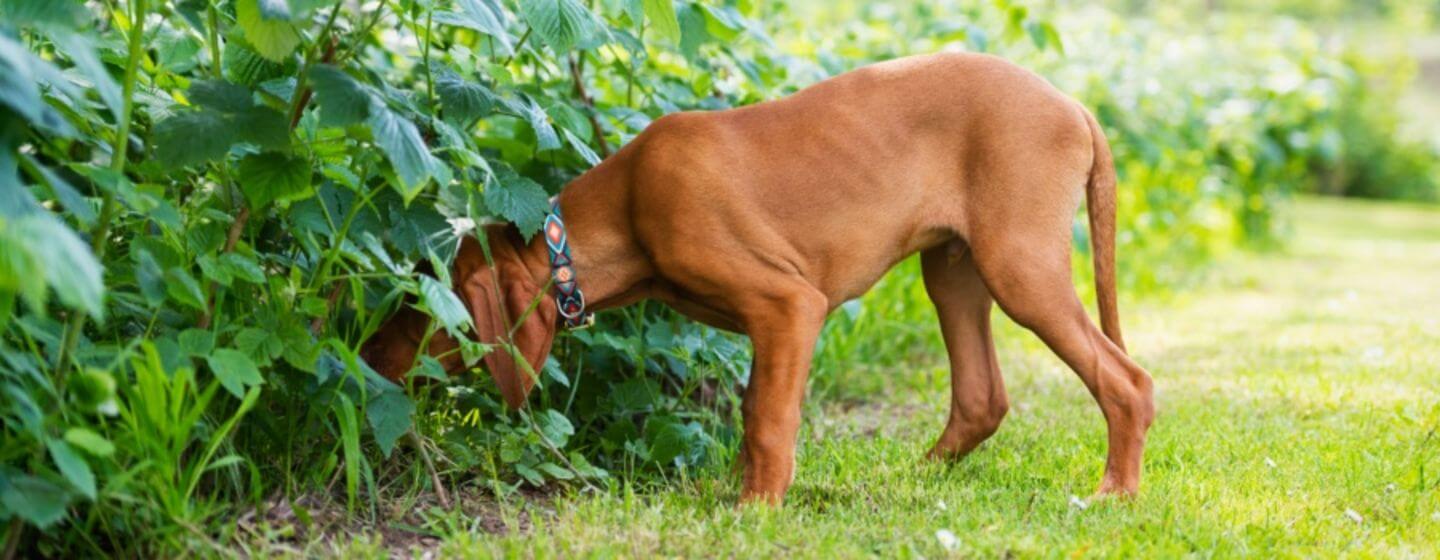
[366,391,414,458]
[307,65,373,127]
[188,79,253,113]
[435,70,495,124]
[367,106,440,201]
[46,439,96,500]
[642,0,679,44]
[677,3,710,60]
[432,0,513,55]
[15,215,104,319]
[537,409,574,447]
[48,31,122,119]
[221,253,267,284]
[236,0,301,61]
[517,0,597,53]
[419,275,472,334]
[165,267,206,310]
[0,473,70,528]
[238,152,311,208]
[152,109,238,168]
[0,0,90,29]
[484,169,549,239]
[235,106,291,150]
[63,428,115,457]
[206,348,266,398]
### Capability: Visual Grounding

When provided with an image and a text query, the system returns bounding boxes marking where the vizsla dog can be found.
[362,52,1156,505]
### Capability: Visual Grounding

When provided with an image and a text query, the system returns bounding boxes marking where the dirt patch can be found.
[236,486,557,558]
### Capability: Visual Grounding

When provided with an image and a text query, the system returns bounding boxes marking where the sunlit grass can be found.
[337,196,1440,558]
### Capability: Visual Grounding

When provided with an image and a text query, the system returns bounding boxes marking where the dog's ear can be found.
[458,228,558,409]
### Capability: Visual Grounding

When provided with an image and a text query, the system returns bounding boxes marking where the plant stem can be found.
[206,0,222,79]
[55,0,148,374]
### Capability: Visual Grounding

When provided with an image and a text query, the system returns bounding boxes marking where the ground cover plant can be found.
[1,0,1436,556]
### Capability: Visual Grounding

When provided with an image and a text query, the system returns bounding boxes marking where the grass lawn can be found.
[321,196,1440,558]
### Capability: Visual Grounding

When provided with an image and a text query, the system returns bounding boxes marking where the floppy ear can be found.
[458,232,558,409]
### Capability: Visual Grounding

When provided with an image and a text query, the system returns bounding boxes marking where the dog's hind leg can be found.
[967,212,1155,496]
[920,242,1009,461]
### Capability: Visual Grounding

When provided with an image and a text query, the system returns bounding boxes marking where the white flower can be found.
[937,500,948,512]
[1069,495,1089,510]
[1344,509,1363,524]
[935,529,959,551]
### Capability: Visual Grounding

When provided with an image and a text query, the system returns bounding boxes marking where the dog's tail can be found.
[1081,108,1125,353]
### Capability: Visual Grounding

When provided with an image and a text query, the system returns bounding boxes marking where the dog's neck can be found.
[512,152,651,314]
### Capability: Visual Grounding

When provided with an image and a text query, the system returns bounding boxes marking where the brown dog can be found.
[362,52,1156,505]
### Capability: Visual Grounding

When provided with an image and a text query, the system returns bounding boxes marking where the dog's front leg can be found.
[736,289,828,505]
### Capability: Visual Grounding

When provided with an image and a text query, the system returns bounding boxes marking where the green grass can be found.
[315,196,1440,557]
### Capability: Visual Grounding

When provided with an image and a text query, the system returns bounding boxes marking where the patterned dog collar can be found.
[544,202,593,329]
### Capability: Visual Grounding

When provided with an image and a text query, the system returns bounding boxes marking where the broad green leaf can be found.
[164,267,206,310]
[236,0,301,61]
[642,0,679,44]
[206,348,265,398]
[14,215,104,319]
[677,3,710,60]
[307,65,373,127]
[46,439,96,500]
[152,109,237,168]
[432,0,513,55]
[419,275,471,333]
[517,0,597,53]
[63,428,115,457]
[366,391,414,458]
[189,79,254,113]
[537,409,574,447]
[238,152,311,208]
[0,0,90,29]
[235,106,291,150]
[435,70,495,124]
[0,473,70,528]
[645,419,701,465]
[484,169,549,239]
[367,106,439,201]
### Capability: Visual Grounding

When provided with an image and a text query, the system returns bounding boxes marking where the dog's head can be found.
[361,224,558,408]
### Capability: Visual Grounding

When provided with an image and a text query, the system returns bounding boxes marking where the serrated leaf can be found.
[0,474,69,528]
[517,0,597,53]
[366,391,413,457]
[307,65,373,127]
[238,152,311,208]
[433,0,513,55]
[14,215,104,319]
[152,109,237,168]
[642,0,679,44]
[419,275,471,333]
[46,439,96,500]
[206,348,265,398]
[484,170,549,239]
[188,79,253,113]
[236,0,300,61]
[63,428,115,457]
[367,106,439,201]
[435,70,494,124]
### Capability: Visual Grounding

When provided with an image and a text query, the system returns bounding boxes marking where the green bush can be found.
[0,0,1432,554]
